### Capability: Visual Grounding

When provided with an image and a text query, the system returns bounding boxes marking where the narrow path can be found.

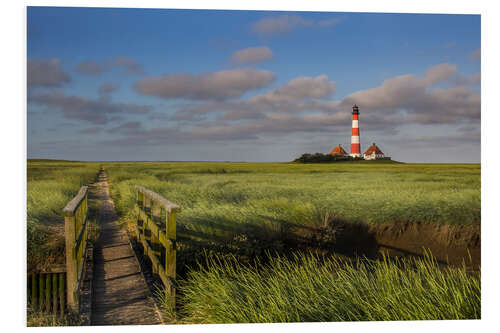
[91,171,162,326]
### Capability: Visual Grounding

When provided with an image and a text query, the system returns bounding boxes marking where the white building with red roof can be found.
[363,143,388,160]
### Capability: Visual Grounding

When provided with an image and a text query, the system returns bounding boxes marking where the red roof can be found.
[330,145,347,155]
[364,143,384,155]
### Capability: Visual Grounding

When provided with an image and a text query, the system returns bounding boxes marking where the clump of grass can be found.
[175,252,480,323]
[26,305,83,327]
[154,285,177,323]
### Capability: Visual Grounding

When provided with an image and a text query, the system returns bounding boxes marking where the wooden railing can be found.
[62,185,89,312]
[135,186,180,305]
[28,268,66,315]
[27,185,89,315]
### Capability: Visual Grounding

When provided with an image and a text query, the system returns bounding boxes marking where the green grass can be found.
[104,162,479,266]
[106,161,480,323]
[27,160,100,326]
[27,160,99,271]
[160,252,480,323]
[26,160,481,324]
[105,161,480,228]
[26,305,83,327]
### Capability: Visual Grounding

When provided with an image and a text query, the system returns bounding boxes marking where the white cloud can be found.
[29,91,152,124]
[424,63,457,85]
[251,74,336,104]
[469,48,481,61]
[75,60,109,75]
[252,15,311,37]
[251,14,346,38]
[133,68,276,101]
[112,56,144,75]
[343,64,480,124]
[28,58,71,87]
[231,46,273,64]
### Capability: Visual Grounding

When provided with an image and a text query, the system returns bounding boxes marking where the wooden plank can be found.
[166,212,176,278]
[147,217,161,239]
[39,273,45,311]
[135,186,181,213]
[45,274,51,313]
[134,185,179,310]
[73,215,88,258]
[151,202,162,268]
[62,186,88,217]
[138,231,159,272]
[59,273,65,316]
[39,264,66,273]
[158,269,176,309]
[52,274,58,315]
[166,211,176,240]
[158,231,174,249]
[158,268,175,290]
[93,176,162,325]
[31,273,38,311]
[64,214,78,312]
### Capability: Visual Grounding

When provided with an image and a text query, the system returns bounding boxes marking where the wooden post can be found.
[134,185,180,308]
[166,211,177,307]
[136,188,140,238]
[151,201,161,274]
[62,186,88,313]
[31,273,38,311]
[59,273,65,316]
[45,273,51,313]
[144,195,151,258]
[138,190,146,240]
[166,212,176,279]
[39,274,45,311]
[52,274,58,315]
[64,214,78,312]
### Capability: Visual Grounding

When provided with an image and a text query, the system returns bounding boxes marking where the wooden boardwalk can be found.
[91,172,162,326]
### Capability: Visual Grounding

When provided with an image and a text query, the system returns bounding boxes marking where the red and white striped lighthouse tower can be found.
[350,104,361,157]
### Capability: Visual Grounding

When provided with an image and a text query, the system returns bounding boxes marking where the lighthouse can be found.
[350,104,361,157]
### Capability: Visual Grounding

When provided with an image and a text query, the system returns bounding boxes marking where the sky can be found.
[27,7,481,162]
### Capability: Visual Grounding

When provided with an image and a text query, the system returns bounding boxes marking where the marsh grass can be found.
[106,162,480,323]
[27,160,99,326]
[26,304,83,327]
[105,162,480,229]
[167,252,480,323]
[27,161,99,271]
[104,162,480,270]
[27,161,480,324]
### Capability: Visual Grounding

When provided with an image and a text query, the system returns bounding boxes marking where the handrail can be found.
[135,185,180,307]
[62,186,88,216]
[63,185,89,312]
[28,185,91,315]
[135,185,181,213]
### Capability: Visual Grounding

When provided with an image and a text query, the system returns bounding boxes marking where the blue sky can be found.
[27,7,481,162]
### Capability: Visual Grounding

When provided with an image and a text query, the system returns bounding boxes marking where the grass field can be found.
[104,162,480,264]
[27,160,481,323]
[102,161,480,322]
[27,160,99,272]
[105,161,480,228]
[159,252,480,323]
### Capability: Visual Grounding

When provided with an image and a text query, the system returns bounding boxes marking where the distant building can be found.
[363,143,390,160]
[350,104,361,157]
[326,105,391,160]
[330,144,348,156]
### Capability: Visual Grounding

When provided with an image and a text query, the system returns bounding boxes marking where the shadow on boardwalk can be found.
[91,172,162,326]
